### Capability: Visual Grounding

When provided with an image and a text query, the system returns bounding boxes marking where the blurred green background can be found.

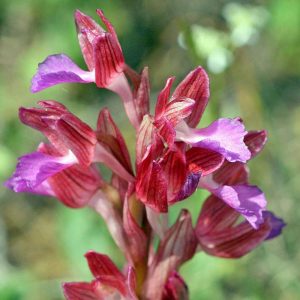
[0,0,299,299]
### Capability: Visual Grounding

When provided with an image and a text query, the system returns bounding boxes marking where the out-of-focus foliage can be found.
[0,0,299,299]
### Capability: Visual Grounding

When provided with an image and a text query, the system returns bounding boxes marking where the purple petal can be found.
[31,180,55,196]
[176,118,251,163]
[4,151,76,194]
[31,54,94,92]
[176,172,201,202]
[212,184,267,229]
[263,211,286,240]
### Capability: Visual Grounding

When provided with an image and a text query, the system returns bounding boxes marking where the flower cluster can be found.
[5,9,285,300]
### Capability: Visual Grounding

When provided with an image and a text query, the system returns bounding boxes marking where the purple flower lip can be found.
[4,150,77,194]
[175,118,251,163]
[31,54,95,93]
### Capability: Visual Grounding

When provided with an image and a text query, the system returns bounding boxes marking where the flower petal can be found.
[153,209,197,267]
[63,282,97,300]
[212,184,267,229]
[196,196,277,258]
[97,108,133,174]
[163,97,195,127]
[19,101,67,136]
[85,251,126,281]
[197,215,270,258]
[176,172,201,202]
[196,195,240,235]
[96,9,122,49]
[244,130,267,158]
[136,115,163,164]
[155,98,195,146]
[171,66,209,127]
[176,118,251,163]
[93,33,124,88]
[155,77,175,119]
[161,146,187,202]
[31,54,94,93]
[136,147,168,212]
[162,272,188,300]
[133,67,150,124]
[55,116,96,167]
[20,101,97,166]
[74,9,105,70]
[156,118,176,147]
[144,257,178,300]
[186,147,224,176]
[92,278,124,298]
[263,211,286,240]
[48,164,103,208]
[212,161,249,185]
[4,150,76,194]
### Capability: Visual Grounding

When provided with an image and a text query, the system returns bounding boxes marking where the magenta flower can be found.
[31,10,147,129]
[31,10,124,92]
[135,67,251,214]
[5,7,285,299]
[5,101,101,206]
[198,130,269,228]
[5,100,134,207]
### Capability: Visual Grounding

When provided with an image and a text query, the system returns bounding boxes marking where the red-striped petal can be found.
[171,66,209,127]
[244,130,267,158]
[97,108,133,174]
[94,33,124,88]
[63,282,98,300]
[136,148,168,212]
[186,147,224,176]
[155,77,175,119]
